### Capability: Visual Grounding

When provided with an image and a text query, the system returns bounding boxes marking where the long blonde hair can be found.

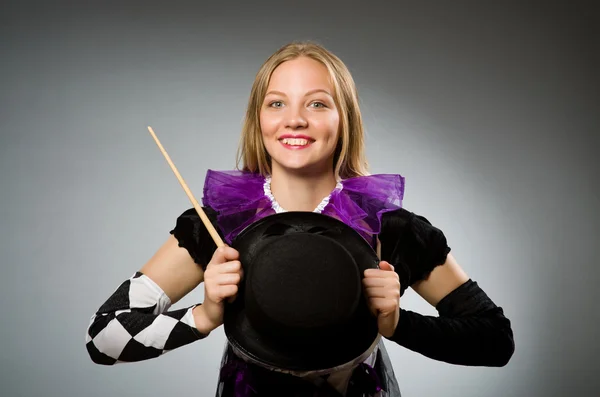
[235,41,369,179]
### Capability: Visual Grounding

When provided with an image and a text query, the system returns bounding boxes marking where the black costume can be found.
[86,170,514,396]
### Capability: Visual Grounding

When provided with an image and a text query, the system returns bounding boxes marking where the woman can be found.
[86,41,515,396]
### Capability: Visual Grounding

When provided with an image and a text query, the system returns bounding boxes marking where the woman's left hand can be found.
[363,261,400,338]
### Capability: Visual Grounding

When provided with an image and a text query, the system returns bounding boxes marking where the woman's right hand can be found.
[193,246,243,334]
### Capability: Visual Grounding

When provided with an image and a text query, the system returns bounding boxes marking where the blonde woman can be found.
[86,41,515,396]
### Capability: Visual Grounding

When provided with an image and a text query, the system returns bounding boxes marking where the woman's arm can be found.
[85,207,221,365]
[390,276,515,367]
[410,252,469,307]
[140,234,206,305]
[85,236,210,365]
[378,209,515,367]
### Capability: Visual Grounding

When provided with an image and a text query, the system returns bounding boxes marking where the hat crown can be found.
[245,232,361,341]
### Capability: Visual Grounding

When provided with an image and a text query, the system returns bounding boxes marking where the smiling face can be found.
[259,56,340,176]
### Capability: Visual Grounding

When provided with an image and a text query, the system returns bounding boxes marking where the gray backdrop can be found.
[1,1,598,396]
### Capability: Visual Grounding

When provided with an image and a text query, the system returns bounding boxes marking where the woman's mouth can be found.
[279,137,314,149]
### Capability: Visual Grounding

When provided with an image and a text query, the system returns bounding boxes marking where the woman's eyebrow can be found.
[265,89,333,98]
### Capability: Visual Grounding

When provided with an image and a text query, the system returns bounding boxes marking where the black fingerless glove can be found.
[387,279,515,367]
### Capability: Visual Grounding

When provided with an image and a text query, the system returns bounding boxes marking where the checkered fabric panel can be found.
[85,272,207,365]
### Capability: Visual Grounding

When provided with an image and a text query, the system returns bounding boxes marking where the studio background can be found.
[1,1,598,396]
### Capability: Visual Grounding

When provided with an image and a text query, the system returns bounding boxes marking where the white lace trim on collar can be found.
[263,175,343,214]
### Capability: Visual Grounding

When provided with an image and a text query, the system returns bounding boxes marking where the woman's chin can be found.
[275,162,311,172]
[272,159,332,175]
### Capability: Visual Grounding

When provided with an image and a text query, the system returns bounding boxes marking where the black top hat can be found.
[225,211,381,372]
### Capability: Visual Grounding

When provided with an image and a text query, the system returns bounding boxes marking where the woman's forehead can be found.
[266,57,333,94]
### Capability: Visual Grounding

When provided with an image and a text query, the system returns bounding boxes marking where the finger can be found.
[365,287,400,302]
[363,273,399,286]
[363,287,390,299]
[223,247,240,261]
[362,270,400,283]
[220,260,242,273]
[216,272,241,285]
[220,262,244,282]
[217,284,238,299]
[364,268,398,278]
[378,261,394,271]
[206,285,237,304]
[211,246,240,264]
[363,269,385,278]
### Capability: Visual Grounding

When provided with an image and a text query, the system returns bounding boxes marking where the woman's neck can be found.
[269,166,338,212]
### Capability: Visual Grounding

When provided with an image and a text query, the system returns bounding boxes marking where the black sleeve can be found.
[169,206,223,271]
[378,208,451,296]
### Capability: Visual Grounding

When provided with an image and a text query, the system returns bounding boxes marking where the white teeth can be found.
[281,138,310,146]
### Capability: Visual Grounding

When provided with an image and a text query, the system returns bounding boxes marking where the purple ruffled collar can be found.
[201,169,405,248]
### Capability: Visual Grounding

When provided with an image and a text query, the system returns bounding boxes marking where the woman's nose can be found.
[284,107,308,129]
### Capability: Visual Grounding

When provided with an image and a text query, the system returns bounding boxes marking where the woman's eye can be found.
[310,101,326,108]
[269,101,283,108]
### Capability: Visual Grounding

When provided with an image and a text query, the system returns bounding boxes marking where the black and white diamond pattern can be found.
[85,272,206,365]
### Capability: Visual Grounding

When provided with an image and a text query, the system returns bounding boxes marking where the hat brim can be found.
[224,211,380,372]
